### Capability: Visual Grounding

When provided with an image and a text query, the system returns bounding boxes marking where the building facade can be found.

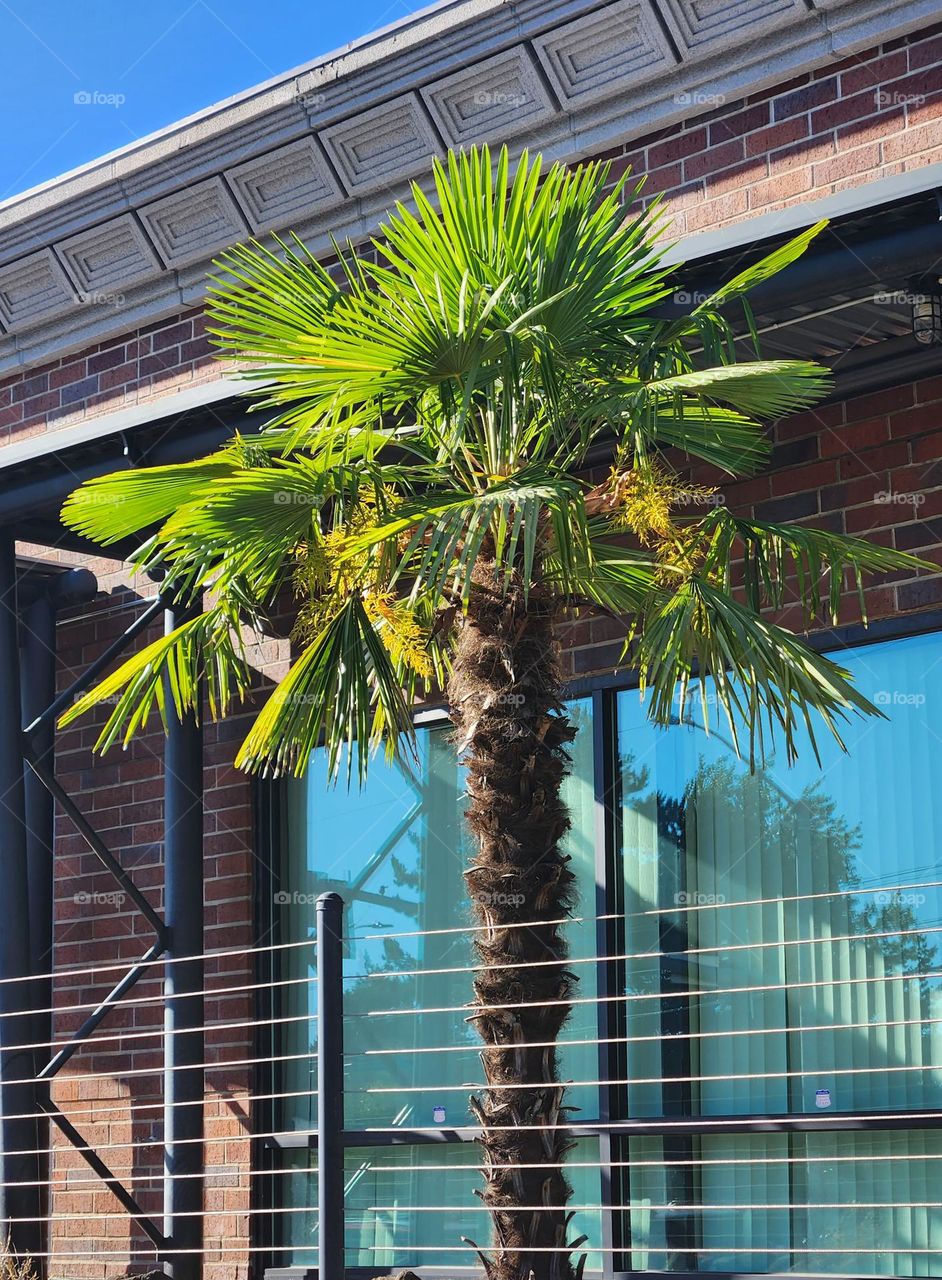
[1,1,942,1277]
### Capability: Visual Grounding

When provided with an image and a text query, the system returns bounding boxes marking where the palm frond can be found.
[643,403,770,474]
[693,221,828,315]
[60,451,240,544]
[58,604,251,751]
[341,466,587,605]
[645,360,832,419]
[234,594,414,782]
[542,532,658,615]
[702,508,932,624]
[636,577,879,766]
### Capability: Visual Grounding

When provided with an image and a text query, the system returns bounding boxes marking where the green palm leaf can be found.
[58,144,926,779]
[702,508,933,624]
[636,577,878,766]
[234,594,413,782]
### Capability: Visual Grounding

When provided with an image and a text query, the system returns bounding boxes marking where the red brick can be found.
[840,442,910,479]
[913,429,942,462]
[770,459,839,496]
[99,360,137,391]
[647,128,707,169]
[709,103,770,143]
[844,384,914,423]
[909,31,942,72]
[890,403,942,437]
[745,115,809,157]
[811,88,890,133]
[749,165,813,208]
[812,142,883,186]
[820,416,890,457]
[772,77,838,121]
[152,320,193,351]
[883,115,942,163]
[684,137,745,180]
[685,188,748,231]
[840,50,909,96]
[915,375,942,404]
[50,359,88,390]
[12,372,48,401]
[707,156,768,195]
[87,346,126,374]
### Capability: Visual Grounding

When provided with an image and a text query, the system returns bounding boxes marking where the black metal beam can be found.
[22,740,167,940]
[37,945,164,1080]
[38,1097,170,1253]
[163,600,205,1280]
[0,531,42,1258]
[657,220,942,321]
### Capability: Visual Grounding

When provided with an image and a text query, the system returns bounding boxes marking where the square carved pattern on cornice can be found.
[0,0,936,374]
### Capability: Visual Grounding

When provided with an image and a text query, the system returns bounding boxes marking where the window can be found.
[267,629,942,1277]
[615,629,942,1274]
[273,701,601,1272]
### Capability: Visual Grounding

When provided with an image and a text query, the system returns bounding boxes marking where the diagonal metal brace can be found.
[38,942,165,1080]
[23,594,166,742]
[21,739,167,942]
[38,1094,170,1253]
[15,603,174,1256]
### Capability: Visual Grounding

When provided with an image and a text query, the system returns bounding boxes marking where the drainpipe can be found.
[0,531,42,1259]
[162,599,204,1280]
[19,566,96,1266]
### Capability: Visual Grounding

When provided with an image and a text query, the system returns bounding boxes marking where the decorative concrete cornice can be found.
[0,0,936,375]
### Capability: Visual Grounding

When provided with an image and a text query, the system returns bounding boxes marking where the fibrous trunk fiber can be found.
[447,559,583,1280]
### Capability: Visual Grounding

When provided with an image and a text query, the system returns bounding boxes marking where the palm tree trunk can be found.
[447,556,583,1280]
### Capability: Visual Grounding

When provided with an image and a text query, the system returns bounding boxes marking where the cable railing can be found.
[2,892,942,1276]
[3,868,932,993]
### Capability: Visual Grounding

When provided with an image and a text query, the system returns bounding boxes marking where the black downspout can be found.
[21,587,55,1266]
[0,531,42,1258]
[163,601,204,1280]
[20,567,97,1268]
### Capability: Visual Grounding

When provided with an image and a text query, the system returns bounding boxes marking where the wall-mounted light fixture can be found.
[912,279,942,345]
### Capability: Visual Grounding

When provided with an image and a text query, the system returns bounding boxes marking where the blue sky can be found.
[0,0,433,202]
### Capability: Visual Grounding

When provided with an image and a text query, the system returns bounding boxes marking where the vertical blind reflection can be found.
[617,630,942,1274]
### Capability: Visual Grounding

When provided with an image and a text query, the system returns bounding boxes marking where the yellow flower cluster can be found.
[292,502,431,677]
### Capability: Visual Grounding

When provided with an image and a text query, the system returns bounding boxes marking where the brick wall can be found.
[4,17,942,1280]
[604,24,942,236]
[0,311,226,450]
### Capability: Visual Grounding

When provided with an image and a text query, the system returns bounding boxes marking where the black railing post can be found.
[163,600,204,1280]
[316,892,345,1280]
[0,531,42,1258]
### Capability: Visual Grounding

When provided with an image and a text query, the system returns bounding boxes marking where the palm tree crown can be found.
[61,145,920,776]
[61,144,928,1280]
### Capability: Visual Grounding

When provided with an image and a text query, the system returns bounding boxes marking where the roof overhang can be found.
[0,0,937,374]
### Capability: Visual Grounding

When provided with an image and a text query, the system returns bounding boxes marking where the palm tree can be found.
[61,146,925,1280]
